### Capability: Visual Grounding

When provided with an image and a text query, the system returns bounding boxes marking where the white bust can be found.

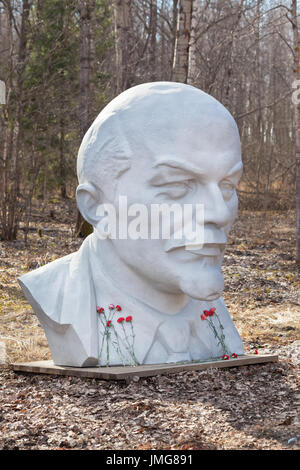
[18,82,244,367]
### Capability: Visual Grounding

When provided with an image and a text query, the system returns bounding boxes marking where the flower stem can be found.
[121,323,138,365]
[98,313,108,366]
[111,325,133,366]
[207,316,229,356]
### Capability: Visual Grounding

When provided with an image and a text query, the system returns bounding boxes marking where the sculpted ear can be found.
[76,183,102,227]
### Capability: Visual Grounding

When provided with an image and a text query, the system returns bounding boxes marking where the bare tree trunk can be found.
[254,0,263,206]
[170,0,178,80]
[291,0,300,263]
[149,0,157,80]
[76,0,93,238]
[172,0,193,83]
[223,2,244,111]
[78,0,91,137]
[187,0,200,85]
[59,112,67,199]
[0,1,13,240]
[58,6,67,200]
[89,0,96,105]
[0,0,30,240]
[159,0,167,79]
[114,0,130,94]
[24,122,41,246]
[0,80,5,104]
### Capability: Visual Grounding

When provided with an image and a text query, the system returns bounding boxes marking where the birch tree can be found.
[0,80,5,104]
[291,0,300,264]
[187,0,200,85]
[172,0,193,83]
[76,0,94,237]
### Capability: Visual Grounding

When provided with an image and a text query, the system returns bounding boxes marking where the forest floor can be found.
[0,200,299,450]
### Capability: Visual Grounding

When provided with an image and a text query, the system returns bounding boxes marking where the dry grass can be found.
[222,209,299,354]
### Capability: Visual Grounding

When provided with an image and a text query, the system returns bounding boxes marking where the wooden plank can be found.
[11,354,278,381]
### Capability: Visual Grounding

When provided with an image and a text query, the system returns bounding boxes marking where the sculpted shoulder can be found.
[18,252,74,292]
[18,253,75,324]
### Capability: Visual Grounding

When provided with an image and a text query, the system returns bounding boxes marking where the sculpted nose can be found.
[201,183,233,229]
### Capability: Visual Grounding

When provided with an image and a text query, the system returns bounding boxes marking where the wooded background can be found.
[0,0,299,252]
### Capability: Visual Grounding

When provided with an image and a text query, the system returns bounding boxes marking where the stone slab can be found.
[11,354,278,381]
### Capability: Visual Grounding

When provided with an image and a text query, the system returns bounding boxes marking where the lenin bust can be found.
[18,82,244,367]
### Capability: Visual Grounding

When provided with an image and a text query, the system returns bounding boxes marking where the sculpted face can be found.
[77,83,243,305]
[109,118,242,302]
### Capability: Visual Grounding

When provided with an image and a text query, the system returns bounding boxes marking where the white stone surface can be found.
[18,82,244,367]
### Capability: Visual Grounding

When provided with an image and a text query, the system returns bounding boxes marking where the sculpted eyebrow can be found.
[226,162,243,177]
[153,160,202,174]
[149,160,203,186]
[148,159,243,186]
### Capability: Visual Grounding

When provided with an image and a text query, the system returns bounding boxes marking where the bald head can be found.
[77,82,240,196]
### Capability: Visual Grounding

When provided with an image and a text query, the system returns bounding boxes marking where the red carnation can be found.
[222,354,229,360]
[203,310,210,316]
[126,316,132,322]
[231,353,237,358]
[208,307,216,316]
[108,304,114,310]
[106,320,112,327]
[117,317,125,324]
[254,349,258,355]
[201,314,207,321]
[97,307,104,314]
[116,305,122,311]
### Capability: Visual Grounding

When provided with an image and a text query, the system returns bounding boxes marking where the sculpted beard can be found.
[162,230,225,301]
[178,262,224,301]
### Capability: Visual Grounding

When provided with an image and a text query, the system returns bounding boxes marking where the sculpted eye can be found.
[158,181,192,199]
[219,181,236,200]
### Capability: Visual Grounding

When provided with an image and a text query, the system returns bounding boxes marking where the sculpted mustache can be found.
[164,231,227,253]
[164,241,226,253]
